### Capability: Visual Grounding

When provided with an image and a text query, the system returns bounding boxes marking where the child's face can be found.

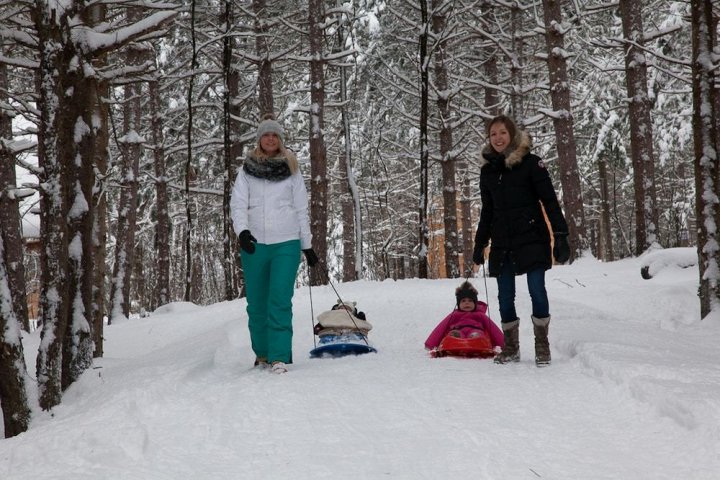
[459,298,475,312]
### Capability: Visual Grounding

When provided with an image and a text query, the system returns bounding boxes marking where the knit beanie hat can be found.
[455,281,478,308]
[256,118,285,144]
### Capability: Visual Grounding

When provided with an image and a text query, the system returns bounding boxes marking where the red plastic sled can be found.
[431,334,496,359]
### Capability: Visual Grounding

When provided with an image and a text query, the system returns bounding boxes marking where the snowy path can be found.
[2,256,720,479]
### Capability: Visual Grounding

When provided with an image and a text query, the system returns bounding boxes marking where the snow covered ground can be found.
[2,252,720,479]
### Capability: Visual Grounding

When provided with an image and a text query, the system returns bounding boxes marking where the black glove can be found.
[472,243,486,265]
[303,248,319,267]
[553,233,570,263]
[238,230,257,254]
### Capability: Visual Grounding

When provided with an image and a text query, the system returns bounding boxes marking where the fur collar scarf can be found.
[479,131,532,169]
[243,152,292,181]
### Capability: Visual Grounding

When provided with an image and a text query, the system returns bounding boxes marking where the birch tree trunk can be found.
[541,0,587,261]
[619,0,658,254]
[690,0,720,318]
[432,0,459,279]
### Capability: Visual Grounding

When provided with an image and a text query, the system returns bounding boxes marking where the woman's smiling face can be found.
[260,132,280,154]
[489,122,511,153]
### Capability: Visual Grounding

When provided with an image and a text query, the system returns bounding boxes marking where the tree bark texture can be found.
[619,0,658,254]
[61,57,96,389]
[149,77,172,307]
[254,0,274,116]
[0,231,32,437]
[418,0,430,279]
[0,61,29,331]
[432,0,460,279]
[690,0,720,318]
[109,32,144,322]
[309,0,328,285]
[542,0,587,261]
[34,4,71,410]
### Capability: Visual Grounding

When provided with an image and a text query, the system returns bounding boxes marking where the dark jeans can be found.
[496,254,549,323]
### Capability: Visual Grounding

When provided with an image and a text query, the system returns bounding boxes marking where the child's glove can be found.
[553,233,570,263]
[303,248,319,267]
[238,230,257,254]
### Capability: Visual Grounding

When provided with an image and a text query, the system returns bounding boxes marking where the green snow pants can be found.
[240,239,301,364]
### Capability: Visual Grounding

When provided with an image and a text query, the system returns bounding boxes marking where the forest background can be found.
[1,0,719,438]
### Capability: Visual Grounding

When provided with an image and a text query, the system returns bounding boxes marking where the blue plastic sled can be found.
[309,333,377,358]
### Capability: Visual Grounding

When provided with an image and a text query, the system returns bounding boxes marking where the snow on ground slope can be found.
[2,254,720,479]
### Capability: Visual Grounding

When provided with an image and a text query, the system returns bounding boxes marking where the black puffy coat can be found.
[474,131,568,277]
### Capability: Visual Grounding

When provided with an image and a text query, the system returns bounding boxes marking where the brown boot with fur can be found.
[494,319,520,364]
[532,315,551,367]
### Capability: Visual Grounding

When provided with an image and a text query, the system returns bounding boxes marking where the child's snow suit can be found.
[424,301,504,350]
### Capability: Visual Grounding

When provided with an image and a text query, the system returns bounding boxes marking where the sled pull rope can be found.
[480,262,490,310]
[308,282,317,349]
[463,259,490,311]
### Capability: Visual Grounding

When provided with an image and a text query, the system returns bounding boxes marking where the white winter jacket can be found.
[230,163,312,250]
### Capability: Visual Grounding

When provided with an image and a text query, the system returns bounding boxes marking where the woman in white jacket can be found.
[230,115,318,374]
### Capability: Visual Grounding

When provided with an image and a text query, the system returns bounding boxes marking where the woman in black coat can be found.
[472,115,570,367]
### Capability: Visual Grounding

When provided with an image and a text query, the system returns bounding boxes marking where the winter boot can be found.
[271,361,288,374]
[494,319,520,364]
[532,315,551,367]
[254,357,269,369]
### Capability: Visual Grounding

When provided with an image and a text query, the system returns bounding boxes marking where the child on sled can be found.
[314,300,372,338]
[424,281,504,352]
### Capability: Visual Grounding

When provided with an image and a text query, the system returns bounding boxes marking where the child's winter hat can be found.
[255,114,285,144]
[455,281,478,307]
[332,300,357,312]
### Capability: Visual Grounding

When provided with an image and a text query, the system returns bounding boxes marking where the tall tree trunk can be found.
[458,157,473,275]
[109,25,144,322]
[0,234,32,437]
[92,74,109,358]
[184,1,198,302]
[432,0,459,279]
[253,0,274,116]
[619,0,658,254]
[542,0,587,261]
[509,4,525,116]
[418,0,430,279]
[0,60,29,332]
[337,17,361,282]
[598,157,615,262]
[149,75,171,308]
[690,0,720,319]
[481,1,501,117]
[62,63,96,389]
[222,0,241,300]
[308,0,328,285]
[35,5,71,410]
